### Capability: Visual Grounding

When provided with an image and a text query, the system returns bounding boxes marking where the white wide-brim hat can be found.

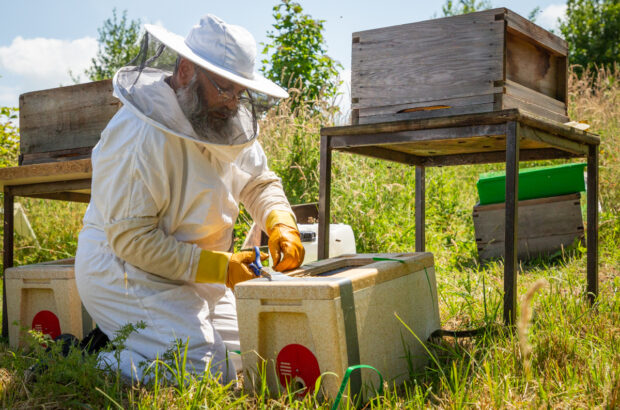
[145,14,288,99]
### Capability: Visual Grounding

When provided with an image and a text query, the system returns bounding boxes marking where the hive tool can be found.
[249,245,272,280]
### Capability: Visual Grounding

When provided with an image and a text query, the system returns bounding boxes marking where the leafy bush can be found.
[261,0,342,111]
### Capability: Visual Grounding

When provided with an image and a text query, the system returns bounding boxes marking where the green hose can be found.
[331,364,383,410]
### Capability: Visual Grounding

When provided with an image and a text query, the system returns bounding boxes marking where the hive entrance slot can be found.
[397,105,451,114]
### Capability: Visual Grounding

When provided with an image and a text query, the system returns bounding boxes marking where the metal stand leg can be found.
[586,144,599,303]
[504,122,519,326]
[2,188,14,339]
[318,135,332,260]
[415,166,426,252]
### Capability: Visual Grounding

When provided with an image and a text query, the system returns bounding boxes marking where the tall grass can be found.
[1,66,619,408]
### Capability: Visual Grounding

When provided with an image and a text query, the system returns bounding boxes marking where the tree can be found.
[261,0,342,110]
[441,0,492,16]
[559,0,619,70]
[83,9,141,81]
[0,107,19,167]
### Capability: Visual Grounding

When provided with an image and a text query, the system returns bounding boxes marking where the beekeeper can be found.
[75,14,304,383]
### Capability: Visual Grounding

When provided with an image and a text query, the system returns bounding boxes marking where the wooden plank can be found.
[0,159,92,189]
[474,194,583,240]
[587,145,599,302]
[318,135,332,260]
[388,135,511,156]
[421,149,578,167]
[504,9,568,55]
[358,102,496,124]
[519,124,588,155]
[352,8,503,40]
[518,111,600,146]
[506,31,563,100]
[381,133,549,157]
[475,192,584,260]
[20,147,93,165]
[2,189,14,338]
[352,31,502,67]
[355,93,496,116]
[7,179,92,196]
[352,81,501,109]
[19,80,120,155]
[322,109,521,136]
[19,192,91,203]
[337,146,424,166]
[475,192,580,211]
[352,10,504,106]
[504,121,519,325]
[504,79,566,112]
[415,167,425,252]
[502,94,568,124]
[330,124,507,149]
[478,233,584,260]
[322,109,600,147]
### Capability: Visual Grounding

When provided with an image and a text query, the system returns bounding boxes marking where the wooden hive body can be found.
[351,8,568,125]
[473,193,584,260]
[19,80,120,165]
[235,252,440,400]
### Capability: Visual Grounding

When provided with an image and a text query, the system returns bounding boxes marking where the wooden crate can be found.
[473,193,584,260]
[351,8,568,125]
[19,79,121,165]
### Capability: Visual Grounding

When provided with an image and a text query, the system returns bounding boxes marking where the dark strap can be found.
[335,278,362,398]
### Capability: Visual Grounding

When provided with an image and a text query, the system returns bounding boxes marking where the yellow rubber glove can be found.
[266,210,305,272]
[195,249,268,289]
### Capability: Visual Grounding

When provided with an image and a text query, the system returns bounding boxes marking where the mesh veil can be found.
[114,33,277,146]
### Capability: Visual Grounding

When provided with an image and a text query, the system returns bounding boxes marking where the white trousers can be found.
[75,228,239,384]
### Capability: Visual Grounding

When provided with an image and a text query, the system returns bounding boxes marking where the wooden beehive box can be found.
[19,79,121,165]
[473,193,584,260]
[351,8,568,125]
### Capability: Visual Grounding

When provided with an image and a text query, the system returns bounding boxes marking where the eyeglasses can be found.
[202,71,247,103]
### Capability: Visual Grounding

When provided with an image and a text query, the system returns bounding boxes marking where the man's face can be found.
[175,65,247,139]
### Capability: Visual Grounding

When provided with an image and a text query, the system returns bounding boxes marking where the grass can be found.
[0,66,619,408]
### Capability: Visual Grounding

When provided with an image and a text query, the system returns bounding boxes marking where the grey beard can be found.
[175,74,236,142]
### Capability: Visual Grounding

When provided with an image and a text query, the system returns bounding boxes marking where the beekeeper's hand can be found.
[266,210,305,272]
[194,249,268,289]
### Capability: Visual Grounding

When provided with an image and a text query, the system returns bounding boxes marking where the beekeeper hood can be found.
[113,14,288,154]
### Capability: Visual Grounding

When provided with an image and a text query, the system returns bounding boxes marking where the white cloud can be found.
[538,4,567,31]
[0,36,98,107]
[0,85,21,108]
[0,36,98,80]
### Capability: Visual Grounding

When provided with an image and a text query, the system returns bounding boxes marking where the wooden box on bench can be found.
[19,80,120,165]
[351,8,568,125]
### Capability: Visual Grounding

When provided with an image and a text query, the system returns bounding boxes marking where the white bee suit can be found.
[75,67,293,383]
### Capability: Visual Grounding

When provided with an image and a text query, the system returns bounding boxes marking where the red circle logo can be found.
[31,310,61,340]
[276,344,321,397]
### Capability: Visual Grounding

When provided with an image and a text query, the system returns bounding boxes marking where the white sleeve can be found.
[233,141,294,232]
[92,128,201,281]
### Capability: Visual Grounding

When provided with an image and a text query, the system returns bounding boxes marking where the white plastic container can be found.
[297,223,356,264]
[6,259,94,348]
[235,252,440,400]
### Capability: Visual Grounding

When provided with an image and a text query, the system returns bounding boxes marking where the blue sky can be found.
[0,0,568,110]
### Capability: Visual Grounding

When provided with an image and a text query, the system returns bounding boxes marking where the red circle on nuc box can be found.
[276,343,321,396]
[31,310,61,340]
